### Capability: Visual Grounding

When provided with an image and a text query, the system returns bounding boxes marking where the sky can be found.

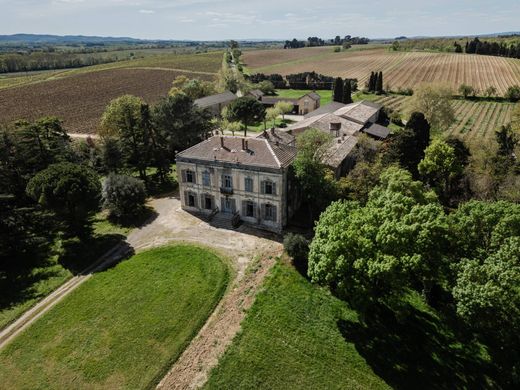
[1,0,519,40]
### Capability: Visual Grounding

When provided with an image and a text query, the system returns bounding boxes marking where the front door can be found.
[205,196,212,210]
[222,198,235,213]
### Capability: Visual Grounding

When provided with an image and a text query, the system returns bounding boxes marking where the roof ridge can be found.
[265,139,281,168]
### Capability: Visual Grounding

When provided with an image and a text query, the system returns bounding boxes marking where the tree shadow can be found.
[107,206,159,230]
[337,302,498,390]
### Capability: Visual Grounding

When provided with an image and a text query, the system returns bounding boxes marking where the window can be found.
[245,177,253,192]
[243,200,255,218]
[188,194,195,207]
[186,170,194,183]
[202,171,211,186]
[262,180,276,195]
[264,203,277,222]
[203,195,213,210]
[184,191,197,208]
[223,175,233,189]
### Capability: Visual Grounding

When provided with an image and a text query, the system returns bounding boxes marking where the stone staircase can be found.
[209,212,235,229]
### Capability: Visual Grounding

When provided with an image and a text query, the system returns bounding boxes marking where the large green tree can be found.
[333,77,344,102]
[225,96,266,137]
[26,162,101,234]
[309,167,448,306]
[383,112,430,177]
[293,129,337,221]
[407,83,455,131]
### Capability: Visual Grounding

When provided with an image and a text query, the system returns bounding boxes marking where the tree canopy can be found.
[407,83,455,131]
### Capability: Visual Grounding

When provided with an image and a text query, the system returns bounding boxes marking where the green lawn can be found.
[204,262,389,390]
[0,213,130,330]
[0,244,229,389]
[275,89,333,106]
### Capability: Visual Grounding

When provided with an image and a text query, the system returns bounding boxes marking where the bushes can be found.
[505,85,520,102]
[283,233,309,276]
[102,174,147,221]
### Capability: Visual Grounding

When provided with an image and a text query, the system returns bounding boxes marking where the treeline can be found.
[284,35,369,49]
[247,72,358,91]
[0,51,135,73]
[0,93,212,286]
[465,37,520,59]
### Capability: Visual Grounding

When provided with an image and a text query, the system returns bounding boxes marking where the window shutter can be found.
[252,202,257,218]
[221,197,225,211]
[272,205,277,222]
[184,191,189,205]
[200,194,205,208]
[272,183,277,196]
[210,196,215,210]
[261,181,265,194]
[242,201,247,216]
[181,170,186,183]
[221,174,225,187]
[231,199,236,213]
[192,172,197,184]
[193,194,198,208]
[261,203,266,219]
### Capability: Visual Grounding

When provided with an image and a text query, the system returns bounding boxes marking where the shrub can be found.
[283,233,309,276]
[102,174,147,221]
[390,111,404,126]
[333,47,341,53]
[505,85,520,102]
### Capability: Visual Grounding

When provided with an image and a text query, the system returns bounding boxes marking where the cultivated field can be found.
[0,67,215,134]
[244,47,520,96]
[0,245,229,389]
[370,94,516,141]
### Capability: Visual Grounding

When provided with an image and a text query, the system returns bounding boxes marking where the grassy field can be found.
[243,47,520,96]
[275,88,333,106]
[206,261,497,389]
[368,93,515,142]
[0,244,229,389]
[0,213,131,330]
[204,262,390,390]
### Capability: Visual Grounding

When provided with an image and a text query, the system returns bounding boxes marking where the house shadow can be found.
[337,302,497,390]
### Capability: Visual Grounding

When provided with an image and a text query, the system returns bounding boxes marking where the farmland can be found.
[243,47,520,96]
[369,93,516,141]
[0,51,222,134]
[0,245,229,389]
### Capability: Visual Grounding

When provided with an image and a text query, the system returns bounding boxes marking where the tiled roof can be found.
[286,113,363,137]
[324,136,359,168]
[248,89,265,99]
[307,92,321,101]
[334,101,380,125]
[363,123,390,139]
[194,91,237,108]
[260,96,298,105]
[256,128,296,146]
[303,101,346,118]
[177,136,296,169]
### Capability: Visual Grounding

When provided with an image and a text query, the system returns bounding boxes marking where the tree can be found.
[283,233,310,275]
[419,139,461,202]
[169,77,216,100]
[101,137,122,173]
[505,85,520,102]
[484,86,497,98]
[293,129,337,221]
[26,162,101,234]
[257,80,275,95]
[225,97,266,137]
[375,71,384,94]
[407,83,455,131]
[265,107,281,128]
[102,174,147,221]
[458,84,475,99]
[333,77,344,102]
[368,71,376,92]
[153,93,212,154]
[274,101,293,120]
[308,167,447,306]
[100,95,152,181]
[383,112,430,177]
[342,79,353,104]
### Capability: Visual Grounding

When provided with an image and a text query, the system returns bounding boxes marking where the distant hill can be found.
[0,34,148,44]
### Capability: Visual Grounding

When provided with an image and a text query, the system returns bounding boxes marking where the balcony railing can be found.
[220,186,233,195]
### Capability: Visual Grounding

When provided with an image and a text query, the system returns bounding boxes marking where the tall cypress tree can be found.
[342,79,353,104]
[333,77,344,102]
[368,72,375,92]
[376,71,384,94]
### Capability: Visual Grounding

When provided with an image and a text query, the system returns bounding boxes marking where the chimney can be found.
[220,136,224,148]
[242,138,246,150]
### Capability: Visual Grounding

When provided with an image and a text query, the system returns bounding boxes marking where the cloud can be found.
[139,9,155,14]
